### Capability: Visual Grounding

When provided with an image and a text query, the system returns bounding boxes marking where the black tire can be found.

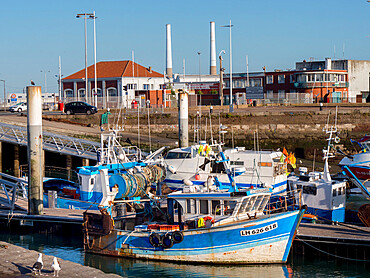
[86,109,92,115]
[149,233,161,247]
[17,108,22,112]
[172,231,184,244]
[161,233,174,248]
[66,110,72,115]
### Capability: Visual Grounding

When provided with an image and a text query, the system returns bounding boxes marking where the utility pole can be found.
[219,50,225,107]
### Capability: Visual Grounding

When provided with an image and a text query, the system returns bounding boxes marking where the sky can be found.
[0,0,369,94]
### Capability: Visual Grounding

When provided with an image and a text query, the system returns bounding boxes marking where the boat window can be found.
[333,189,337,197]
[230,161,244,166]
[238,198,250,215]
[90,178,94,185]
[245,196,257,211]
[251,195,264,211]
[211,161,226,174]
[337,188,342,195]
[224,200,237,215]
[303,185,317,195]
[186,199,196,214]
[200,200,209,214]
[258,196,270,211]
[211,200,221,215]
[165,151,191,159]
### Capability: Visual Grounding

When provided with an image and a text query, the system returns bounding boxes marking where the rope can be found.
[296,236,370,262]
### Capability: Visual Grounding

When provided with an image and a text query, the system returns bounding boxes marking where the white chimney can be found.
[166,24,173,77]
[210,21,217,75]
[325,57,332,70]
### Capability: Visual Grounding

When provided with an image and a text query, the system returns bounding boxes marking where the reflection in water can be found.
[85,253,291,278]
[0,231,368,278]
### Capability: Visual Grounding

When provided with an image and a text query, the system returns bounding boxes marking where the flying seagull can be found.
[31,80,35,85]
[32,253,43,275]
[51,257,61,277]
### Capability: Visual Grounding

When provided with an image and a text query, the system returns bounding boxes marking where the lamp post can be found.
[221,20,234,112]
[219,50,225,106]
[0,80,5,111]
[89,12,98,107]
[40,70,50,94]
[76,13,94,104]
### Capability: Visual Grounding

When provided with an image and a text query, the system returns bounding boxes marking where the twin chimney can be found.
[165,21,217,77]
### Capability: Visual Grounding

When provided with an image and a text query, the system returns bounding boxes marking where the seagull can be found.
[32,253,43,275]
[31,80,35,85]
[51,257,61,277]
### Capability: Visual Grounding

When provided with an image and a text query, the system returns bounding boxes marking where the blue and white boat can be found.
[83,165,305,264]
[287,123,347,222]
[43,131,166,210]
[163,143,287,196]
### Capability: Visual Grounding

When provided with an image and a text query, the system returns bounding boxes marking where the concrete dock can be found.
[0,241,122,277]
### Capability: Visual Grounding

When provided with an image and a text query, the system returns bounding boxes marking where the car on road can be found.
[9,102,27,113]
[64,101,98,115]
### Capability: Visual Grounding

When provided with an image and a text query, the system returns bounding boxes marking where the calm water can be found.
[0,231,369,278]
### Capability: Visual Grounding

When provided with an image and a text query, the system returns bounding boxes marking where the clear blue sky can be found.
[0,0,369,94]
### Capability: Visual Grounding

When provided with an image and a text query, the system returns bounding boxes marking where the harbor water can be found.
[0,230,369,278]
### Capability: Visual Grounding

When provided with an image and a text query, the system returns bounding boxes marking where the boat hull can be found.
[84,209,304,264]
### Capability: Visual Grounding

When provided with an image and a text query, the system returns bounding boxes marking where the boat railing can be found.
[266,189,302,215]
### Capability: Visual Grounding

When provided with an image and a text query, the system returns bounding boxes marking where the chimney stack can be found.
[210,21,217,75]
[166,24,173,78]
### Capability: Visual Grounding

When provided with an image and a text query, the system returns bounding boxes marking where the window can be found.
[65,89,74,97]
[290,75,296,83]
[333,189,337,197]
[278,90,285,100]
[211,200,221,215]
[127,84,137,90]
[315,74,323,82]
[19,96,22,99]
[200,200,209,214]
[143,84,150,90]
[278,75,285,84]
[266,75,273,84]
[266,90,273,99]
[303,185,317,195]
[93,88,102,97]
[250,78,262,87]
[165,151,191,159]
[230,161,244,166]
[107,88,117,96]
[78,89,85,98]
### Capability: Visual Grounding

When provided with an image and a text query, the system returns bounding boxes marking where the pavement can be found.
[0,241,122,277]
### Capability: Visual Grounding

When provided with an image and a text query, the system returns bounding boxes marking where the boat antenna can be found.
[312,148,316,172]
[231,126,234,149]
[209,108,213,144]
[147,100,152,153]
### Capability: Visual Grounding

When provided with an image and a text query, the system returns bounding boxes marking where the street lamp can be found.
[221,20,234,113]
[76,13,94,104]
[0,80,5,111]
[40,70,50,94]
[197,52,201,82]
[219,50,225,106]
[89,12,98,107]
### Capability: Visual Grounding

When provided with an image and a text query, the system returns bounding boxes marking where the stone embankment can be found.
[0,241,122,277]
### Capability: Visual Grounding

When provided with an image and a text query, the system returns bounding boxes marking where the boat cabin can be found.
[168,188,272,228]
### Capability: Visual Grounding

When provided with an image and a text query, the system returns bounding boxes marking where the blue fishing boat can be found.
[83,151,305,264]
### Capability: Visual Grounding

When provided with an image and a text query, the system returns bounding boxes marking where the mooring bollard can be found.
[319,102,323,111]
[27,86,44,215]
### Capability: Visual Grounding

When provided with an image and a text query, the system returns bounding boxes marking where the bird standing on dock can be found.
[51,257,61,277]
[32,253,43,275]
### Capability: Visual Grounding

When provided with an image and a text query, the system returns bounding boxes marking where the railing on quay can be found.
[0,122,100,160]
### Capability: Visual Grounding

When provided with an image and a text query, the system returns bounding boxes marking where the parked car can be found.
[9,102,27,113]
[64,101,98,115]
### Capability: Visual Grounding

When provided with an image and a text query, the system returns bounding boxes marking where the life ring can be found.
[11,93,16,99]
[161,233,174,248]
[172,231,184,244]
[149,233,161,247]
[334,136,340,144]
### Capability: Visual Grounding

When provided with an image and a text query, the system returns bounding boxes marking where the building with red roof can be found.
[62,60,168,108]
